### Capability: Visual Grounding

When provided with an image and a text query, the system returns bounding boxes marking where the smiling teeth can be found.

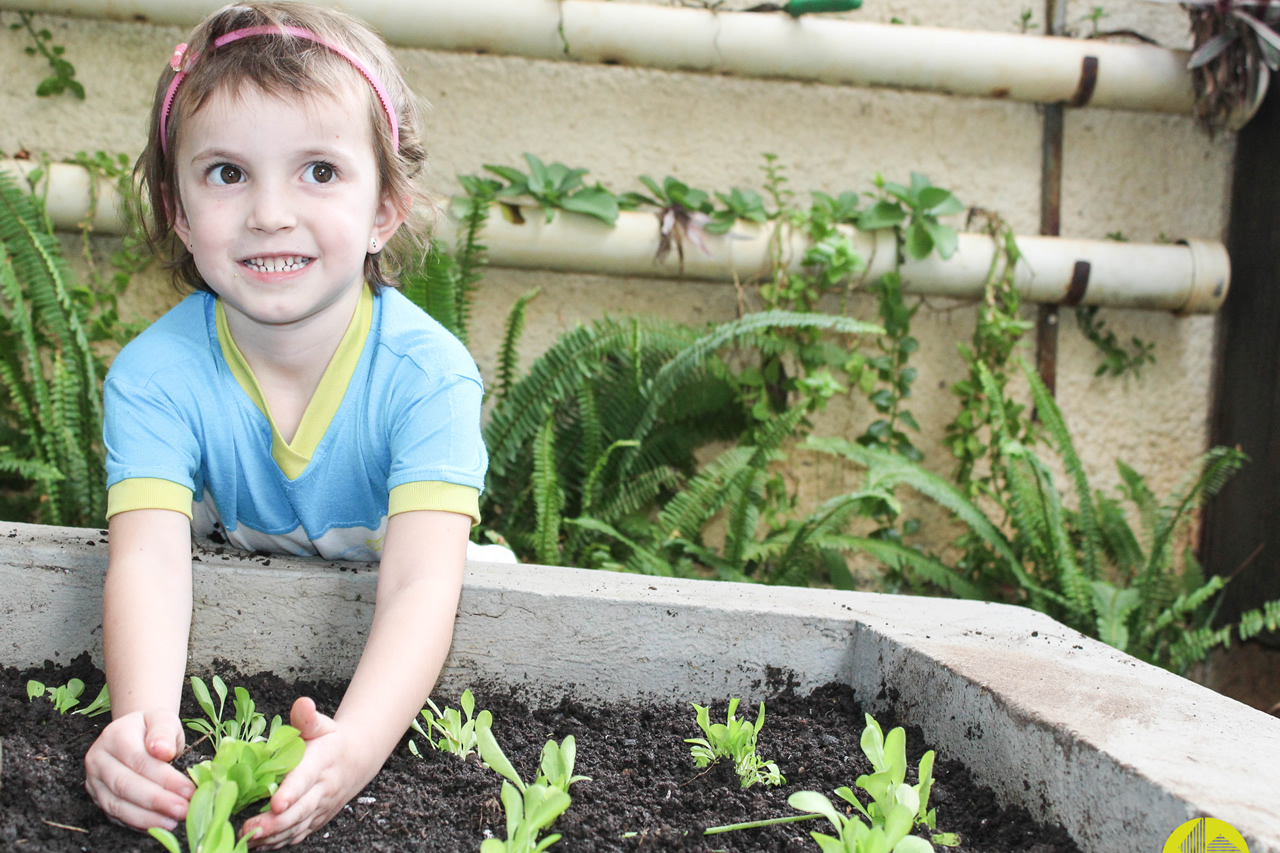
[244,256,309,273]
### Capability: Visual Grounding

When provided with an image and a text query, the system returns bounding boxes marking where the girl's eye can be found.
[208,164,243,186]
[304,162,336,184]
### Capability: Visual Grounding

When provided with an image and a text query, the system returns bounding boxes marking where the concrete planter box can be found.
[3,520,1279,853]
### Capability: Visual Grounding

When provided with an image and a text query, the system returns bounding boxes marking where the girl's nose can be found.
[245,184,297,233]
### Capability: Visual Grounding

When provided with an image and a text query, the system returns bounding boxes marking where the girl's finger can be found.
[90,753,191,823]
[244,785,324,848]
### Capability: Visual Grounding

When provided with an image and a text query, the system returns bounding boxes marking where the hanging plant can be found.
[1166,0,1280,134]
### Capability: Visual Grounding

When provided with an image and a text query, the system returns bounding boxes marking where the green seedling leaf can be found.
[477,719,526,793]
[148,827,182,853]
[74,684,111,717]
[26,680,45,701]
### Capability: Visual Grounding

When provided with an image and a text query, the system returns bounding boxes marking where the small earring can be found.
[370,238,378,251]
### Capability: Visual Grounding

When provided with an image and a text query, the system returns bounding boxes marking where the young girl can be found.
[83,2,486,847]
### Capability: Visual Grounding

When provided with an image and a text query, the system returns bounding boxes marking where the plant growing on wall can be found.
[1171,0,1280,134]
[10,11,83,99]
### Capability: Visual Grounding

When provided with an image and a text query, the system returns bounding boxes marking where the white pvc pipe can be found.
[2,159,1227,314]
[0,158,125,234]
[3,0,1195,113]
[436,204,1228,314]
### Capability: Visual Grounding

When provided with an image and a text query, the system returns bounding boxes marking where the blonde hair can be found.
[135,1,430,292]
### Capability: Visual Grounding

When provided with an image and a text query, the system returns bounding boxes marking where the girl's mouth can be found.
[242,256,312,273]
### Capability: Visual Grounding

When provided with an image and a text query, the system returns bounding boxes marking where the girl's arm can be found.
[84,509,197,831]
[242,508,470,848]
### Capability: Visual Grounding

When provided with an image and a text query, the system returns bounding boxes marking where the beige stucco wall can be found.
[0,2,1233,560]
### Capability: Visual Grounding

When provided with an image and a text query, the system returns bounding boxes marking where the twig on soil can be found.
[679,766,716,787]
[40,819,88,833]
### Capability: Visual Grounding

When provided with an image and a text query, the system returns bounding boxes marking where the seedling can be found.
[149,718,304,853]
[183,676,274,749]
[484,153,619,225]
[789,789,932,853]
[75,684,111,717]
[408,689,490,760]
[784,714,958,849]
[685,698,785,789]
[475,717,588,852]
[26,678,85,714]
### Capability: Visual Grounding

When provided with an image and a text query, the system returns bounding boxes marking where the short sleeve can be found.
[385,364,487,494]
[103,372,203,507]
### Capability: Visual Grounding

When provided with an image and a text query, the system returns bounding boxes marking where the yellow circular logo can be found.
[1163,817,1248,853]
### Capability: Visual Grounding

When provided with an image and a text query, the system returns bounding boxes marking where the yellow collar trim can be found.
[215,287,373,480]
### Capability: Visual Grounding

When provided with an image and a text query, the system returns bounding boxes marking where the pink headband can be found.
[159,25,400,155]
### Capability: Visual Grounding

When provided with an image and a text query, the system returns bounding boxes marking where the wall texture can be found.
[0,1,1235,559]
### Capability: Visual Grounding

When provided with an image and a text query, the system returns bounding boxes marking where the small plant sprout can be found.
[75,684,111,717]
[788,789,933,853]
[26,678,85,713]
[685,699,785,789]
[536,734,591,794]
[475,717,588,852]
[842,714,958,847]
[183,676,274,749]
[149,716,304,853]
[408,688,490,759]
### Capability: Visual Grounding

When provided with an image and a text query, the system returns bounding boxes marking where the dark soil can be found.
[1,654,1080,853]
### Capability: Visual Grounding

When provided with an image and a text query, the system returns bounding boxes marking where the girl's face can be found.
[171,80,403,337]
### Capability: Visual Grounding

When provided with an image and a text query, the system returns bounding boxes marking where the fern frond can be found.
[806,437,1020,566]
[401,243,460,339]
[532,412,564,565]
[656,446,761,542]
[0,445,62,482]
[580,439,639,515]
[1021,359,1102,580]
[1115,459,1157,543]
[1140,446,1246,608]
[496,287,540,401]
[1238,599,1280,642]
[1167,624,1234,673]
[1095,491,1143,581]
[1136,575,1226,647]
[817,534,985,599]
[566,517,672,576]
[1000,444,1084,618]
[623,311,881,475]
[587,465,682,524]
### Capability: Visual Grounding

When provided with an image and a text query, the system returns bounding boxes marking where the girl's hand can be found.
[241,697,360,849]
[84,709,195,832]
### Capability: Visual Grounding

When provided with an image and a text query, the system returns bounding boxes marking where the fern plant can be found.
[0,168,108,526]
[481,309,881,573]
[808,359,1280,674]
[402,175,498,345]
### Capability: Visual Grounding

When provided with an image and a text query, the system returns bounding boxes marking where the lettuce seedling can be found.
[183,676,273,749]
[148,723,303,853]
[475,717,586,852]
[408,689,490,760]
[536,735,590,794]
[847,714,958,847]
[75,684,111,717]
[685,698,785,789]
[788,790,933,853]
[26,678,85,713]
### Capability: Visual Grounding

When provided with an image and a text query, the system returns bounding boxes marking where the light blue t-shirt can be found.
[103,287,487,562]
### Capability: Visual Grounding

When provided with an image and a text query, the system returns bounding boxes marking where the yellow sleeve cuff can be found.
[389,481,481,525]
[106,478,195,520]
